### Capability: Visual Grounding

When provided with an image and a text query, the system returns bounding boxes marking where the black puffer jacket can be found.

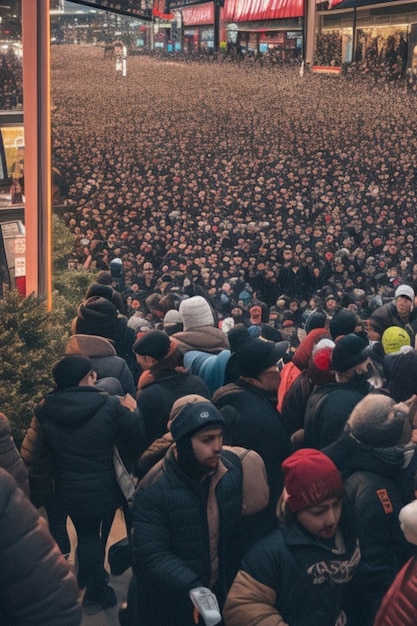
[66,334,136,396]
[171,327,230,354]
[132,446,268,626]
[0,468,82,626]
[304,378,369,449]
[21,387,144,515]
[224,507,360,626]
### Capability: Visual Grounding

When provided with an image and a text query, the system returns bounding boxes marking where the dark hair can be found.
[96,270,113,286]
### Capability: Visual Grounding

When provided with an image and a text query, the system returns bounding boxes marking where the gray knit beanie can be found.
[179,296,214,331]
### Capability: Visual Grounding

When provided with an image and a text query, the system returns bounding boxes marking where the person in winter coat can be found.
[0,467,82,626]
[66,333,136,396]
[21,355,144,609]
[383,348,417,402]
[0,411,29,496]
[323,394,415,626]
[223,449,360,626]
[281,338,336,447]
[304,333,371,449]
[212,337,293,505]
[369,284,417,346]
[71,295,138,379]
[133,330,210,448]
[279,328,332,433]
[131,396,272,626]
[172,295,229,354]
[374,498,417,626]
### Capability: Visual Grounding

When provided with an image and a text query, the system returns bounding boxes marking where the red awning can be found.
[223,0,304,22]
[182,2,215,25]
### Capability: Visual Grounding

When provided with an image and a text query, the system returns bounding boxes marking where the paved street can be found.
[67,508,131,626]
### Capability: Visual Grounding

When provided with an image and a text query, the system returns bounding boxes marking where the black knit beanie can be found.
[52,355,93,389]
[133,330,171,361]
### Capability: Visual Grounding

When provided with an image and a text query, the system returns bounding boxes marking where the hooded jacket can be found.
[212,380,292,504]
[71,296,137,376]
[369,301,417,344]
[304,377,369,449]
[21,386,144,514]
[137,369,210,449]
[172,326,230,355]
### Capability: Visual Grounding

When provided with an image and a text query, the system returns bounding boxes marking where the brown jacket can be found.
[172,326,230,354]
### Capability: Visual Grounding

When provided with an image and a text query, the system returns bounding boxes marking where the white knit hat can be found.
[399,500,417,545]
[163,309,183,329]
[179,296,214,331]
[395,285,415,311]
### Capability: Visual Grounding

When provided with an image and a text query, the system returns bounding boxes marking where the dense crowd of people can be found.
[47,45,417,328]
[0,47,23,110]
[48,44,417,625]
[4,39,417,626]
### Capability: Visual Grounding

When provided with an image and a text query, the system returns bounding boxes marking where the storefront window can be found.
[356,26,408,77]
[201,27,214,51]
[315,30,343,65]
[341,28,353,63]
[317,23,409,76]
[248,32,258,53]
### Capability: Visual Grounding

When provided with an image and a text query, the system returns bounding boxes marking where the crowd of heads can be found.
[46,45,417,334]
[3,37,417,624]
[2,41,417,332]
[0,48,23,110]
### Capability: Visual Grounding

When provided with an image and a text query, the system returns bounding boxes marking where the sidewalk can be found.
[67,508,132,626]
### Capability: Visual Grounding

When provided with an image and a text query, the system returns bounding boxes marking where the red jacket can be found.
[373,555,417,626]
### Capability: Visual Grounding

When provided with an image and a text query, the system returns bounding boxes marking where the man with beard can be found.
[223,449,360,626]
[131,395,271,626]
